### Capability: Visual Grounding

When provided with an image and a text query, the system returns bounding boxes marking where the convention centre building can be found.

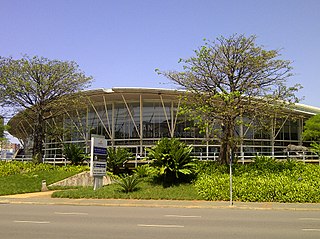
[8,87,320,161]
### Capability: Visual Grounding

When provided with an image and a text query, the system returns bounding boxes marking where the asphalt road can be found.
[1,204,320,239]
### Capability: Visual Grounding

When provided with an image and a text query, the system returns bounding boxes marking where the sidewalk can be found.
[1,191,320,211]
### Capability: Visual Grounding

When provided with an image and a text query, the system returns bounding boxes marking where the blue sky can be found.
[1,0,320,107]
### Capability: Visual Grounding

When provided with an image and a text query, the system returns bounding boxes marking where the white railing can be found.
[3,151,320,166]
[4,155,69,166]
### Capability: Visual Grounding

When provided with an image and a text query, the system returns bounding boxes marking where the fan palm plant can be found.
[116,174,141,193]
[63,143,86,165]
[147,138,197,184]
[107,147,132,174]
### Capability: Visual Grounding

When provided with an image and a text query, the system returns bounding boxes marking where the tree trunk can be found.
[219,121,234,165]
[219,140,230,165]
[32,112,44,163]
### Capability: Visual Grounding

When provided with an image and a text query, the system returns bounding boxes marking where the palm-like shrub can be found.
[63,144,86,165]
[147,138,196,184]
[107,147,132,174]
[116,174,141,193]
[134,164,157,178]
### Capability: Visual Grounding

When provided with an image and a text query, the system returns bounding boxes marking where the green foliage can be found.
[116,174,141,193]
[52,177,201,200]
[310,142,320,156]
[106,171,120,182]
[0,55,92,160]
[251,155,279,172]
[0,162,88,195]
[158,34,300,164]
[303,114,320,155]
[0,161,88,177]
[147,137,197,185]
[303,114,320,141]
[0,161,53,176]
[106,147,132,174]
[0,117,9,142]
[195,173,230,201]
[63,144,87,165]
[133,164,157,178]
[195,157,320,202]
[232,173,319,203]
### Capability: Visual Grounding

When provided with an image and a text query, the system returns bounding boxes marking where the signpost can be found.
[229,149,233,206]
[90,135,107,190]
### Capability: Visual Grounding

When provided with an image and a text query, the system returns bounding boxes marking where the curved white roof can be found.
[8,87,320,140]
[84,87,320,116]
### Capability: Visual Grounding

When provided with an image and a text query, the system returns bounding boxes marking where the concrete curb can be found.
[1,191,320,211]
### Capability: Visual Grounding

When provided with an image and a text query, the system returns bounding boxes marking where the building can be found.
[7,87,320,161]
[0,142,20,159]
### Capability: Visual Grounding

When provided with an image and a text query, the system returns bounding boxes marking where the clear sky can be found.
[1,0,319,107]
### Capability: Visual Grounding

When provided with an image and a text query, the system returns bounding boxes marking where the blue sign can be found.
[90,136,107,177]
[93,147,107,155]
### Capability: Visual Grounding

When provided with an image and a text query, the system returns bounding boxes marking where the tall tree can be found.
[158,34,301,164]
[0,55,92,162]
[302,114,320,141]
[0,116,9,147]
[303,114,320,156]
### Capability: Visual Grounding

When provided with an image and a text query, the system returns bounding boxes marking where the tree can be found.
[0,116,7,142]
[302,114,320,141]
[0,55,92,162]
[158,34,301,164]
[302,114,320,156]
[0,116,10,155]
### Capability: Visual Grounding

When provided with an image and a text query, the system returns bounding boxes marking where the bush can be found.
[194,157,320,203]
[63,143,87,165]
[252,155,277,171]
[0,161,54,176]
[0,161,88,177]
[107,147,132,174]
[195,174,230,201]
[310,142,320,156]
[116,174,141,193]
[133,164,156,178]
[147,137,197,185]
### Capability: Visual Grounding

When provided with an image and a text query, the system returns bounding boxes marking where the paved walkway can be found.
[1,191,320,211]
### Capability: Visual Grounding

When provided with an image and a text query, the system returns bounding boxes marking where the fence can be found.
[2,151,320,166]
[3,155,69,166]
[191,151,320,164]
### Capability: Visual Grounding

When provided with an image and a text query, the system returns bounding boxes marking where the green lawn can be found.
[0,161,88,196]
[0,170,84,195]
[2,160,320,203]
[52,177,202,200]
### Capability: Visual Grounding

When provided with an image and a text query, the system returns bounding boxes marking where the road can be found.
[0,204,320,239]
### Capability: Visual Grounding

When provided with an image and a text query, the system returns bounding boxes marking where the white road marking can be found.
[14,220,50,224]
[302,229,320,232]
[299,218,320,221]
[138,224,184,228]
[165,214,201,218]
[54,212,88,215]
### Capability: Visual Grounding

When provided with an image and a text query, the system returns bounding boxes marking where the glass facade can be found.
[8,88,318,160]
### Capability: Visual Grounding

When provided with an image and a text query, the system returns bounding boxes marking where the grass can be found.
[0,170,83,195]
[0,161,88,196]
[0,161,201,201]
[52,177,202,200]
[2,159,320,203]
